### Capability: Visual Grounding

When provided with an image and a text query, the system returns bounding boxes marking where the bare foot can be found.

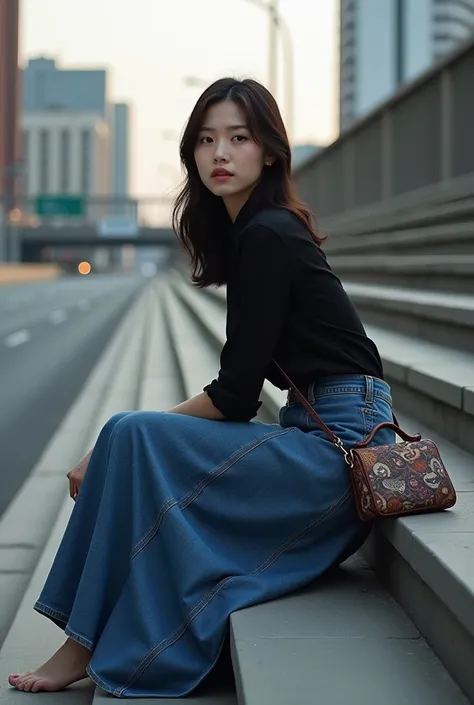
[8,637,91,693]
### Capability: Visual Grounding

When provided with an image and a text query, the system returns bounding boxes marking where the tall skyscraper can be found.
[339,0,474,132]
[0,0,21,212]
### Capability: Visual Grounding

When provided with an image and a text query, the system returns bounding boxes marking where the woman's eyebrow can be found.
[199,124,249,132]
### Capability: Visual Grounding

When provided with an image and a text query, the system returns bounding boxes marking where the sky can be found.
[19,0,339,202]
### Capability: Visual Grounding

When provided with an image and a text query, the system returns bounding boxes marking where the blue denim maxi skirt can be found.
[34,375,394,698]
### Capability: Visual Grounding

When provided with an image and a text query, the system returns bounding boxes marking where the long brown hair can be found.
[172,77,322,287]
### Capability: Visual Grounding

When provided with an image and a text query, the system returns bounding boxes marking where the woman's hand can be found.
[67,450,92,501]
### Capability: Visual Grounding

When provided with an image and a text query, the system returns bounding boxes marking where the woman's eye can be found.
[199,136,213,144]
[232,135,247,142]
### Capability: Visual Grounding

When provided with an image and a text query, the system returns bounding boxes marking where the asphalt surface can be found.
[0,274,146,519]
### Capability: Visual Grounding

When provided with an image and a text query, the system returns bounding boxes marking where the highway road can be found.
[0,274,146,519]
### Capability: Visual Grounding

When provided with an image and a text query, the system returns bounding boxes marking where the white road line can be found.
[4,329,31,348]
[50,309,67,324]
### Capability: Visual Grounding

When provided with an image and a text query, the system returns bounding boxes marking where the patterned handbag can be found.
[274,363,457,521]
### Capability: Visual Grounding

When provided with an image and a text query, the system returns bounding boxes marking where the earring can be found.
[265,160,272,166]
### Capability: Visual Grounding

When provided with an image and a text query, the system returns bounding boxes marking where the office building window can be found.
[39,129,49,194]
[60,129,70,193]
[81,129,91,195]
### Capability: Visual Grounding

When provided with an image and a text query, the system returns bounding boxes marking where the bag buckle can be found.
[333,437,354,468]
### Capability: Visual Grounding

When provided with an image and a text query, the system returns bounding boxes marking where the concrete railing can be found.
[293,37,474,227]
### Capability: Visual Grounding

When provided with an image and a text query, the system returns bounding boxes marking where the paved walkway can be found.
[0,264,62,287]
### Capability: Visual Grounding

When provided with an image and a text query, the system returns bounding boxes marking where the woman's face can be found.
[194,100,269,217]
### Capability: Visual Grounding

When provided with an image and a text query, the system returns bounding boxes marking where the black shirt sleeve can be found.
[204,224,294,421]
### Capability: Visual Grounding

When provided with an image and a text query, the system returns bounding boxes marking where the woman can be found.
[9,78,394,697]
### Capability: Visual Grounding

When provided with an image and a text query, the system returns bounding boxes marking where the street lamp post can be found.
[268,0,278,95]
[241,0,294,140]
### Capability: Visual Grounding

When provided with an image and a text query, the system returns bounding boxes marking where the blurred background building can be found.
[0,0,21,215]
[21,110,110,199]
[20,57,130,203]
[16,56,133,269]
[339,0,474,131]
[110,103,130,198]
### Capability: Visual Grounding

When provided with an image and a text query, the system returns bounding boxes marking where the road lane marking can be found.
[50,309,67,324]
[5,329,31,348]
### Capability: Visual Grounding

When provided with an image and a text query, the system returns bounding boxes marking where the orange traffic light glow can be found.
[78,261,92,275]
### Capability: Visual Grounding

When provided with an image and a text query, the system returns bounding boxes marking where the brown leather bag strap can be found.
[273,361,418,450]
[274,361,339,443]
[273,361,341,444]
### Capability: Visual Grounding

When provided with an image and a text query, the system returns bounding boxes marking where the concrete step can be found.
[162,281,220,397]
[93,686,237,705]
[169,274,474,703]
[328,253,474,293]
[162,281,274,425]
[343,282,474,354]
[324,221,474,255]
[231,555,470,705]
[317,175,474,237]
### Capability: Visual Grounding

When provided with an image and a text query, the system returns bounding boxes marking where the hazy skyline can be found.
[19,0,339,201]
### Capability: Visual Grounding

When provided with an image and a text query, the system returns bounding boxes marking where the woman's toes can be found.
[23,676,35,691]
[30,678,44,693]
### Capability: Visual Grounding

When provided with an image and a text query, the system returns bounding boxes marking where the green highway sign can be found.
[35,195,85,217]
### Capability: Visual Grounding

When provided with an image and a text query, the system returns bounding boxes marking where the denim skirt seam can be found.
[131,426,295,560]
[33,601,69,625]
[178,426,296,511]
[34,602,94,650]
[64,625,93,651]
[86,663,116,695]
[116,483,352,695]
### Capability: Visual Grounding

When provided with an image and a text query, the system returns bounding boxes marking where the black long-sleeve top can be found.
[203,200,384,422]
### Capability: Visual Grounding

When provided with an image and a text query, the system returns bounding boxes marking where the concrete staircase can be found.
[0,263,473,703]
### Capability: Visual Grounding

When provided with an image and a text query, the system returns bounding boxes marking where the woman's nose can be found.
[213,139,229,161]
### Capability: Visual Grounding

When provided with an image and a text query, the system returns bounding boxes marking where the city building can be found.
[22,57,130,199]
[21,111,110,200]
[339,0,474,131]
[110,103,130,197]
[0,0,21,213]
[22,57,107,115]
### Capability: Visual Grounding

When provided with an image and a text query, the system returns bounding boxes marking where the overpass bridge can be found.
[19,225,176,262]
[0,36,474,705]
[1,196,177,263]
